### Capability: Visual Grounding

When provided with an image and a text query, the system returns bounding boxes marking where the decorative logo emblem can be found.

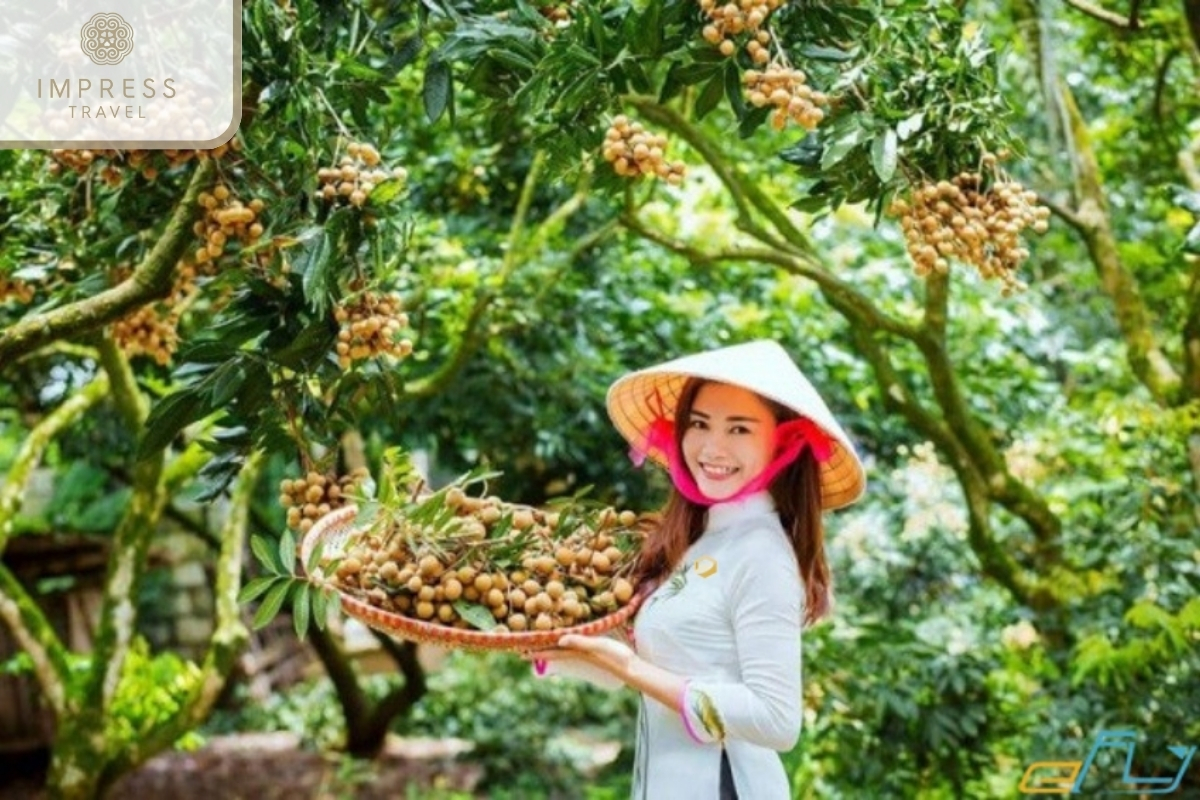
[80,13,134,66]
[694,556,718,578]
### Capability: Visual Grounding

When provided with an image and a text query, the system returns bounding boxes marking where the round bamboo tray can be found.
[300,506,643,652]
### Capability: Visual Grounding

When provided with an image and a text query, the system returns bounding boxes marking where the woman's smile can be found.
[682,383,777,500]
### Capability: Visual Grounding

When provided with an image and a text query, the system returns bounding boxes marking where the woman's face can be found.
[681,382,777,501]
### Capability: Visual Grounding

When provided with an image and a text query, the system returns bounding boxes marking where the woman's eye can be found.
[730,425,750,434]
[688,419,707,430]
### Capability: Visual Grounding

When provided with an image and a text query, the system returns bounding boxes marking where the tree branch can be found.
[401,290,494,400]
[364,631,426,744]
[307,621,373,745]
[1183,255,1200,399]
[501,150,545,279]
[628,96,816,256]
[107,450,264,779]
[923,271,950,342]
[0,159,215,364]
[403,151,579,401]
[956,475,1043,609]
[1062,0,1141,29]
[84,339,168,713]
[1,374,110,552]
[620,211,921,340]
[0,564,72,716]
[1037,193,1088,235]
[1059,85,1182,403]
[524,163,594,258]
[845,324,956,451]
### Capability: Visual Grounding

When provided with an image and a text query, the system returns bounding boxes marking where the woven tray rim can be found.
[300,505,642,652]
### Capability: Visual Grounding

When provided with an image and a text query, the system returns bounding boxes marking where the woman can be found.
[523,339,866,799]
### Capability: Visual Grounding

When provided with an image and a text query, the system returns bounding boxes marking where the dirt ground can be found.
[1,733,487,800]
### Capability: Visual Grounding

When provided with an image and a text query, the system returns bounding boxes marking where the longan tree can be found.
[3,0,1199,796]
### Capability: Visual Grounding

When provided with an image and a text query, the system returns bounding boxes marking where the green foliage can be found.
[240,524,340,640]
[104,637,206,753]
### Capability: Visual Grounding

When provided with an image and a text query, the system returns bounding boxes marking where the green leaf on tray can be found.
[453,600,499,631]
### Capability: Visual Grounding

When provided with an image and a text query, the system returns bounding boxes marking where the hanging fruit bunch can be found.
[47,141,240,183]
[315,142,408,209]
[699,0,782,60]
[107,265,197,365]
[601,116,686,185]
[193,185,266,269]
[280,468,373,535]
[888,154,1050,294]
[333,291,414,369]
[743,65,828,131]
[319,483,645,636]
[110,305,181,366]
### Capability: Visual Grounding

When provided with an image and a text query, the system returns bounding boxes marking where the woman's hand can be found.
[521,634,639,683]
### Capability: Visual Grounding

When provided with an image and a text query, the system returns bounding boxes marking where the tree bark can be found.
[100,451,264,791]
[1013,0,1183,405]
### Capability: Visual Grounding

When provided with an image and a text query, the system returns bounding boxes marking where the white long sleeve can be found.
[676,531,803,751]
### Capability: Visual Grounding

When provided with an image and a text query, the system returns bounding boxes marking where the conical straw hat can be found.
[605,340,866,510]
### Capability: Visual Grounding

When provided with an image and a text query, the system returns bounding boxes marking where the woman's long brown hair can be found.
[630,378,831,627]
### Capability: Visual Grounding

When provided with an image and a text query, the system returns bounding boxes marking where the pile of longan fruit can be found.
[47,141,240,182]
[744,65,828,131]
[602,116,686,185]
[699,0,782,61]
[194,185,265,266]
[333,291,413,369]
[0,275,34,305]
[316,142,408,208]
[888,160,1050,292]
[327,488,643,633]
[280,468,372,535]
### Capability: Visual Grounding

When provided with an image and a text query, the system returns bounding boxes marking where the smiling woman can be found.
[522,340,867,800]
[682,383,777,501]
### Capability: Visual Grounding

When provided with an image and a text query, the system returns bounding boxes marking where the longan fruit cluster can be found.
[333,292,413,369]
[316,142,408,208]
[107,264,198,364]
[0,275,34,305]
[744,65,828,131]
[280,468,372,535]
[699,0,782,61]
[111,305,181,365]
[194,185,265,265]
[47,141,240,182]
[889,164,1050,293]
[602,116,686,185]
[329,489,643,633]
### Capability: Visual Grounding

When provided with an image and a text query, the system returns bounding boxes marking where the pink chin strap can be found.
[629,413,835,507]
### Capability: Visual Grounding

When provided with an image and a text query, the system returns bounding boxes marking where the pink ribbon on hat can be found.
[629,390,834,506]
